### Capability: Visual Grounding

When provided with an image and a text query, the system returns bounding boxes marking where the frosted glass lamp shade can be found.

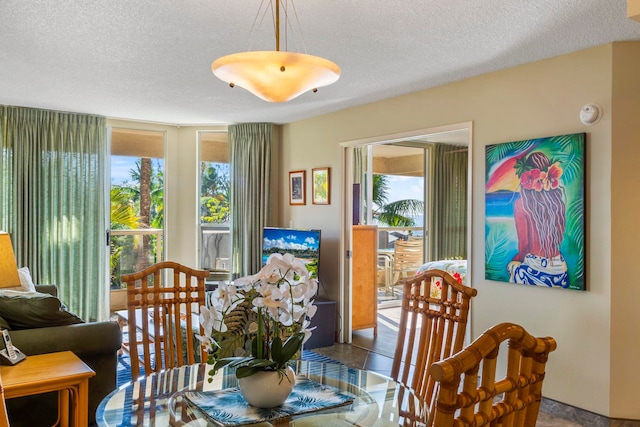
[0,233,20,289]
[212,51,341,102]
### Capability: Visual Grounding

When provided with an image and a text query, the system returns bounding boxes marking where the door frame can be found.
[338,122,473,344]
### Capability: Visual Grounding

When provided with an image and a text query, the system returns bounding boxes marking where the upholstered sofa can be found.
[0,284,122,427]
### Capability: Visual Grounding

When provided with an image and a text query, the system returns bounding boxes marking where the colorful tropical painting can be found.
[485,133,585,290]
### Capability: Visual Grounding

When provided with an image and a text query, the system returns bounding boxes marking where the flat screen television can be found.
[262,227,321,280]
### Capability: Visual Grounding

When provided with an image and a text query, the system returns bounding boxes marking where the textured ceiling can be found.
[1,0,639,125]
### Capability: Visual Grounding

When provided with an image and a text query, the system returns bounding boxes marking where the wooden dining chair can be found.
[391,268,477,424]
[0,374,9,427]
[122,261,209,379]
[377,252,394,295]
[429,322,557,427]
[392,239,424,291]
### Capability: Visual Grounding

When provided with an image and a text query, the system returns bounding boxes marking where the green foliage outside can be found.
[110,159,164,288]
[371,174,424,227]
[200,163,230,224]
[109,160,230,288]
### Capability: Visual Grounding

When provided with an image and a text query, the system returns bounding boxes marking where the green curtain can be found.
[0,105,107,321]
[352,146,367,225]
[229,123,272,278]
[429,143,468,260]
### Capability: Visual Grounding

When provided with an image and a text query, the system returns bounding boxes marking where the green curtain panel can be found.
[429,143,468,261]
[0,105,107,321]
[229,123,272,278]
[351,146,367,225]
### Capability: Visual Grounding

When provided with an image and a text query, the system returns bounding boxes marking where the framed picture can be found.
[312,167,331,205]
[289,170,306,205]
[484,132,586,291]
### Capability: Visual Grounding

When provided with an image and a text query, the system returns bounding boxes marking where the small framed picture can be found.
[289,170,306,205]
[312,167,331,205]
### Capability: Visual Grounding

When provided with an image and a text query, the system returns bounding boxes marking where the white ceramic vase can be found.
[237,366,296,408]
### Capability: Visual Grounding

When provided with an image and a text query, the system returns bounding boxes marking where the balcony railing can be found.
[377,226,425,249]
[201,225,231,283]
[109,228,163,289]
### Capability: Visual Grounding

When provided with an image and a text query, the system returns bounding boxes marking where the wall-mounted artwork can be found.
[289,170,306,205]
[485,133,585,291]
[312,167,330,205]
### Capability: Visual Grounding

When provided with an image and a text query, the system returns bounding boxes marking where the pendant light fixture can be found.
[211,0,340,103]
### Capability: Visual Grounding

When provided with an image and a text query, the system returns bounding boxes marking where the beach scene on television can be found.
[262,227,320,279]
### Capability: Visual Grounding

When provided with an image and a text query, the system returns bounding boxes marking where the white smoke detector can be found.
[580,103,601,125]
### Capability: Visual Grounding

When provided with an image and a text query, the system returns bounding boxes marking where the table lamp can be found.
[0,232,20,288]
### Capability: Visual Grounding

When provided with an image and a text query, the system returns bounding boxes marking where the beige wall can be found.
[610,42,640,418]
[281,42,640,418]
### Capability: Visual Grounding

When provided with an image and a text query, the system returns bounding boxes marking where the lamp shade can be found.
[0,232,20,289]
[212,51,341,103]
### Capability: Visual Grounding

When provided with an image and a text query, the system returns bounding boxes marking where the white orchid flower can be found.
[290,301,316,323]
[305,303,318,320]
[291,260,310,282]
[266,253,309,284]
[233,275,257,292]
[254,260,282,284]
[210,307,229,333]
[266,252,288,264]
[198,252,317,371]
[198,305,215,337]
[195,333,218,352]
[290,283,305,301]
[307,278,319,296]
[211,282,244,313]
[278,308,293,326]
[301,319,317,344]
[195,306,220,351]
[256,296,287,323]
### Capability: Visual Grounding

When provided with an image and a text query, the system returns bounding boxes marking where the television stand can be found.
[304,296,336,349]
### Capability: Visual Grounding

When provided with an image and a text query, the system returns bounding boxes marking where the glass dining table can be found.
[96,360,428,427]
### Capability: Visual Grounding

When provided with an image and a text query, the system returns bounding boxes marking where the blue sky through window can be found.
[385,175,423,203]
[112,157,423,208]
[111,156,138,185]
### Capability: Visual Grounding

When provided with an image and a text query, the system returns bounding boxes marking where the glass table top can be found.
[96,360,428,427]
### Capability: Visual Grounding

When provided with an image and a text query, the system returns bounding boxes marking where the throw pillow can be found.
[17,267,37,292]
[0,292,84,330]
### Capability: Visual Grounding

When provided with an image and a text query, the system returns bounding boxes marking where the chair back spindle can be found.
[392,239,425,285]
[391,268,477,424]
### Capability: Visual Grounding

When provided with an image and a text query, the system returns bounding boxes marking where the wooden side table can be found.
[0,350,95,427]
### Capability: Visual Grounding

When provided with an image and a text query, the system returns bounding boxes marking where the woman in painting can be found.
[507,151,569,287]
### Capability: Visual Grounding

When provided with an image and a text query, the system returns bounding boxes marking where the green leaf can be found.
[213,357,244,372]
[235,360,277,378]
[270,336,283,363]
[278,333,304,366]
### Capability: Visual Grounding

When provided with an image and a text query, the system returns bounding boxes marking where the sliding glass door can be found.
[109,128,165,292]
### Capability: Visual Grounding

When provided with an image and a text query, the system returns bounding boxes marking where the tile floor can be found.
[310,305,591,427]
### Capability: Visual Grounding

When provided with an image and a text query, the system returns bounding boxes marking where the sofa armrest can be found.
[34,284,58,297]
[9,321,122,356]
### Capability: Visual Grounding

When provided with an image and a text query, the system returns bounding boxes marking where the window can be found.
[199,132,230,282]
[109,128,165,289]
